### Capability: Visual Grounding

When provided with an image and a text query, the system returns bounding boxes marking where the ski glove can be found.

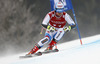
[47,25,55,32]
[63,26,71,32]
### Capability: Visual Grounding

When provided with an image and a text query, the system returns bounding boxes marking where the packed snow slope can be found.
[0,34,100,64]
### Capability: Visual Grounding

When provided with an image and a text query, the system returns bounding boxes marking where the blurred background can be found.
[0,0,100,57]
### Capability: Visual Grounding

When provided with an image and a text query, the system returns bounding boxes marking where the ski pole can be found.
[40,27,46,34]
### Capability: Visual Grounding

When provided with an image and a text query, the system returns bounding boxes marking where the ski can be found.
[38,49,59,54]
[19,49,59,58]
[19,52,42,58]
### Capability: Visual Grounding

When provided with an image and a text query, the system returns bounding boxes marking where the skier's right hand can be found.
[47,25,55,32]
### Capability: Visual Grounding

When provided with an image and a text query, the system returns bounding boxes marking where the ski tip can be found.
[19,54,33,58]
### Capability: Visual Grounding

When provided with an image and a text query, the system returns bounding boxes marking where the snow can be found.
[0,34,100,64]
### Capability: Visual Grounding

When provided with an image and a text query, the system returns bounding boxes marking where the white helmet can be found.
[55,2,64,13]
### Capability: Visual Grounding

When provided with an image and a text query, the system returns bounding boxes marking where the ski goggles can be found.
[55,8,64,13]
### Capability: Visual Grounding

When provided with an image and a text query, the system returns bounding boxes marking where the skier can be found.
[27,2,76,55]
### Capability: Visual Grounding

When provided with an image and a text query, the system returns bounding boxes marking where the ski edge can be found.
[19,49,59,58]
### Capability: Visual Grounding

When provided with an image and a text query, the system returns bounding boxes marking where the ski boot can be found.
[27,45,40,56]
[45,40,57,51]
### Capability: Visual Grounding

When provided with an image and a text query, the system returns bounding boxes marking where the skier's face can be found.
[55,12,63,17]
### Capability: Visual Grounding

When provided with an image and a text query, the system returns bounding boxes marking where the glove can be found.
[47,25,55,32]
[63,26,71,32]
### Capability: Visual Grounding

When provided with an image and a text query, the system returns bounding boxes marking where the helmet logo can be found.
[58,5,63,8]
[57,2,64,8]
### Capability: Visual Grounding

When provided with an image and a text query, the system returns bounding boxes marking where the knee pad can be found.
[38,37,49,47]
[54,30,65,41]
[41,37,49,44]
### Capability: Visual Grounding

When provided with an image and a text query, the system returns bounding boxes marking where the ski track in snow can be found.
[0,34,100,64]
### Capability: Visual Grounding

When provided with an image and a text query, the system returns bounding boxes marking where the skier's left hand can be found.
[63,26,71,32]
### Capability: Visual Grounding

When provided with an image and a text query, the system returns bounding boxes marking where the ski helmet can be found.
[55,2,64,13]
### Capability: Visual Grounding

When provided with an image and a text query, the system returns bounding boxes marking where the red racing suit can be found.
[38,11,75,47]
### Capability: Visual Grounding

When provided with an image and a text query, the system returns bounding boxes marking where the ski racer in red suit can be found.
[27,2,76,55]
